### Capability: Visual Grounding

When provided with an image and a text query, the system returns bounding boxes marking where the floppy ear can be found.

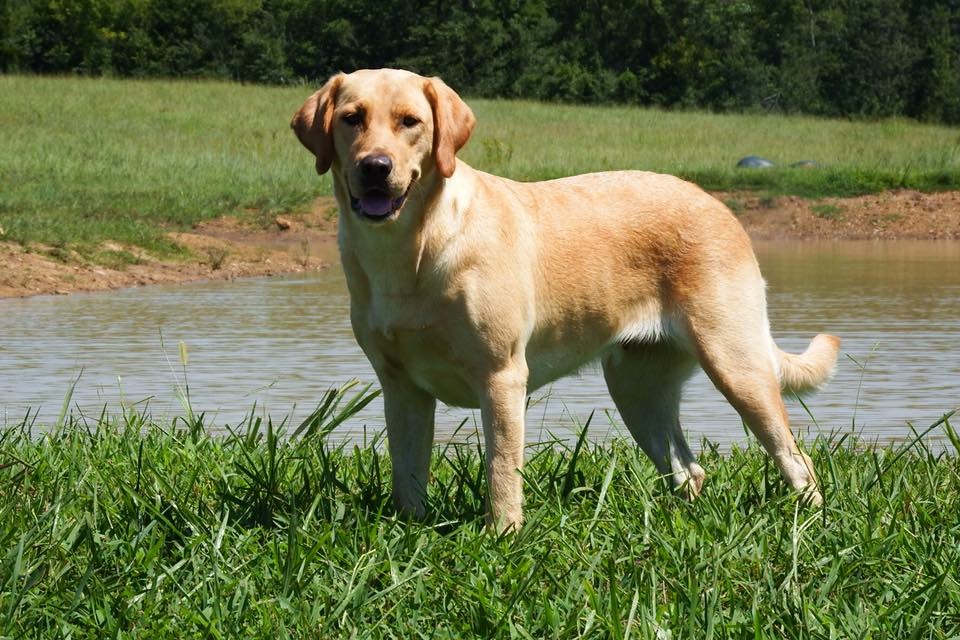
[290,73,344,175]
[424,77,476,179]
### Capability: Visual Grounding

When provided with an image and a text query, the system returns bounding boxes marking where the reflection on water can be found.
[1,241,957,450]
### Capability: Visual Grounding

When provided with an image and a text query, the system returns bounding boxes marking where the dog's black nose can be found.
[359,154,393,182]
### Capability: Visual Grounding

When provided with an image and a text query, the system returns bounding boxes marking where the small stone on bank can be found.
[736,156,775,169]
[275,216,292,230]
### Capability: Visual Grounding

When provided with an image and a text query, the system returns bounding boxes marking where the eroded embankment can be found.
[3,190,959,299]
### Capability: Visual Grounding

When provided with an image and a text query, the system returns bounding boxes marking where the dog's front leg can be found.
[479,364,528,532]
[381,374,436,519]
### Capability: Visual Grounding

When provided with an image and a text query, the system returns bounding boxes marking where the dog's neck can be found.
[337,163,476,298]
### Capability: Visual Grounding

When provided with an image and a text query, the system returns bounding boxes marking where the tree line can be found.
[3,0,960,124]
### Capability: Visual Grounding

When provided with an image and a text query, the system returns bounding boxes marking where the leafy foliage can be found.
[2,0,960,123]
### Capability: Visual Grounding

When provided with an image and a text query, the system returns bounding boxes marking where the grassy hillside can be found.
[2,75,959,253]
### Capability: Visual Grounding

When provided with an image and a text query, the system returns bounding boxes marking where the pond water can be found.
[1,241,958,450]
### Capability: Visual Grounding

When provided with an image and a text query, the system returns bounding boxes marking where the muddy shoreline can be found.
[2,190,958,299]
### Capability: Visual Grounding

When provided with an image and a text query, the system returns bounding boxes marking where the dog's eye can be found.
[342,112,362,127]
[401,115,420,128]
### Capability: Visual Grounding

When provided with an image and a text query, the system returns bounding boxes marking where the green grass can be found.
[2,384,958,638]
[0,76,323,257]
[810,203,845,220]
[465,100,960,197]
[2,75,960,255]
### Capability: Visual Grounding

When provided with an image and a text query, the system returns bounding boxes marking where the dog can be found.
[292,68,840,531]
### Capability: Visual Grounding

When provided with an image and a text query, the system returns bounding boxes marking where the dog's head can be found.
[291,69,475,224]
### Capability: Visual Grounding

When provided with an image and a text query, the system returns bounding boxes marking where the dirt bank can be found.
[724,189,960,240]
[0,199,340,299]
[2,190,958,299]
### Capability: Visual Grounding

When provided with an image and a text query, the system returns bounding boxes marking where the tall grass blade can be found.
[55,370,82,430]
[865,410,957,491]
[293,381,380,440]
[561,411,593,499]
[590,450,618,531]
[942,416,960,452]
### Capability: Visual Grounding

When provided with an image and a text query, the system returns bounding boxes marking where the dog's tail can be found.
[775,334,841,395]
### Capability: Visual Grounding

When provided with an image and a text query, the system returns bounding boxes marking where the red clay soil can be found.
[2,191,958,299]
[722,189,960,240]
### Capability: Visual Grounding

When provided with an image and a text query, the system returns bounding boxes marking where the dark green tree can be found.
[2,0,959,124]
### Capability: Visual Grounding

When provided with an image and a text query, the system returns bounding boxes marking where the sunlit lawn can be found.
[2,75,959,255]
[1,383,958,637]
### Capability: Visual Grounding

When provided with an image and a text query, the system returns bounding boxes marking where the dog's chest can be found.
[361,291,481,408]
[364,292,433,338]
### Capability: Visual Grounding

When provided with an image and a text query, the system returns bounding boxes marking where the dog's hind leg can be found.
[686,304,823,505]
[602,341,705,498]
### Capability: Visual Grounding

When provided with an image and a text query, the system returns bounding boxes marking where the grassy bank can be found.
[1,386,958,637]
[0,76,320,257]
[468,100,960,197]
[2,75,960,255]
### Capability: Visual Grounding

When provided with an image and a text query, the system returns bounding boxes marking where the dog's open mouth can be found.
[350,188,410,221]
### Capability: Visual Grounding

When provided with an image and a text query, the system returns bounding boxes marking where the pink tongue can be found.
[360,194,393,216]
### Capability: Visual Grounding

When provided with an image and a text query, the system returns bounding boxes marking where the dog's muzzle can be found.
[350,154,411,221]
[350,188,410,221]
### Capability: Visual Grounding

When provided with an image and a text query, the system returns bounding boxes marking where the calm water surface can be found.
[2,241,957,449]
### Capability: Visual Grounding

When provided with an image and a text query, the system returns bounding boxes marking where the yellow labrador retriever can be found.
[292,68,840,530]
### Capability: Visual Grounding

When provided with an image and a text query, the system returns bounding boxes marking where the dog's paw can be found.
[799,484,824,507]
[674,463,706,500]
